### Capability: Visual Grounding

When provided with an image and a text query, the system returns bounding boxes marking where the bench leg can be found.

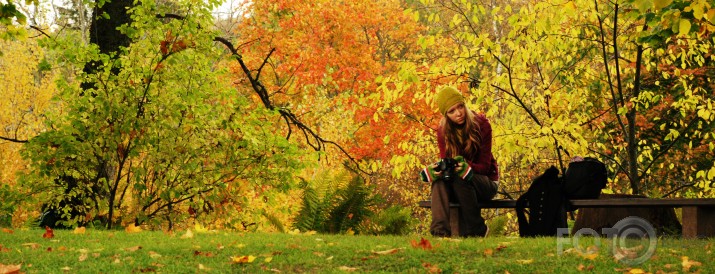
[682,206,715,238]
[450,207,460,237]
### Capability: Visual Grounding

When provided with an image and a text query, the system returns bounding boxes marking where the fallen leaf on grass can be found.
[422,263,442,273]
[681,256,702,272]
[125,224,142,233]
[338,266,358,272]
[73,227,86,234]
[0,245,10,252]
[231,255,256,264]
[181,229,194,239]
[0,264,21,274]
[194,250,214,257]
[372,248,402,255]
[124,246,142,252]
[21,243,41,249]
[149,251,162,258]
[483,248,493,257]
[79,253,88,262]
[410,238,433,250]
[264,257,273,263]
[626,269,645,274]
[42,226,54,238]
[1,228,13,234]
[516,259,533,264]
[581,252,599,260]
[60,266,71,271]
[577,264,594,271]
[198,264,211,271]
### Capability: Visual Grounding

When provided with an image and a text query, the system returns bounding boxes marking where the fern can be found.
[262,211,286,233]
[326,176,379,234]
[294,186,322,232]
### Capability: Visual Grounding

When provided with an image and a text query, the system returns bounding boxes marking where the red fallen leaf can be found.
[410,237,433,250]
[2,228,13,234]
[42,226,54,239]
[496,244,508,252]
[194,250,214,257]
[0,245,11,252]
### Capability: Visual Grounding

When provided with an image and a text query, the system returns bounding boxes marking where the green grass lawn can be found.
[0,228,713,273]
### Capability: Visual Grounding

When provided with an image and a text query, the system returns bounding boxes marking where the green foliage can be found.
[486,215,509,237]
[294,171,383,234]
[0,184,22,227]
[326,176,381,234]
[19,0,307,229]
[263,211,286,233]
[360,205,413,236]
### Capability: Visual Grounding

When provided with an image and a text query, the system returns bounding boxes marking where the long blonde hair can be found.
[440,106,482,159]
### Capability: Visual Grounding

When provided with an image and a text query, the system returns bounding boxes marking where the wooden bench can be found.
[418,198,715,238]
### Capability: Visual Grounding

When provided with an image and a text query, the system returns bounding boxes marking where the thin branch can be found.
[0,136,28,143]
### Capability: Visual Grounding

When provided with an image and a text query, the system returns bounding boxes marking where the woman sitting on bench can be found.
[420,86,499,237]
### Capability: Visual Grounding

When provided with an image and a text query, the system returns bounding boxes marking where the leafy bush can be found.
[360,205,413,235]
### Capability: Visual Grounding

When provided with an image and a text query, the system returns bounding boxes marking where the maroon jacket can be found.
[437,113,499,181]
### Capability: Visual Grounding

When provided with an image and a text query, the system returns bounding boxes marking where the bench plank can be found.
[418,198,715,238]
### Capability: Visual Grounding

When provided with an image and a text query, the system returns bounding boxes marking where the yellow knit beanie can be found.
[435,86,465,116]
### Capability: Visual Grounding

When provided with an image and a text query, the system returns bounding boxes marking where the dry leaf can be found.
[194,223,208,233]
[60,266,71,271]
[681,256,702,272]
[42,226,54,238]
[577,264,593,271]
[149,251,162,258]
[73,227,86,234]
[264,257,273,263]
[0,245,11,253]
[410,238,433,250]
[338,266,358,272]
[181,229,194,239]
[0,264,21,274]
[372,248,402,255]
[231,255,256,264]
[581,252,599,260]
[516,259,533,264]
[78,253,88,262]
[124,246,142,252]
[483,248,494,257]
[21,243,41,249]
[496,244,508,252]
[627,269,646,274]
[422,263,442,273]
[125,224,142,233]
[1,228,14,234]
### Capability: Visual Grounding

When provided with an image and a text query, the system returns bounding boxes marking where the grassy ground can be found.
[0,227,713,273]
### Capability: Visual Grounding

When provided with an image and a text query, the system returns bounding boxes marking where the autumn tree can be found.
[230,0,434,209]
[18,0,310,230]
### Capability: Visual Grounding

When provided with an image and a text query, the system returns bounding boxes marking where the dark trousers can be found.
[430,175,498,237]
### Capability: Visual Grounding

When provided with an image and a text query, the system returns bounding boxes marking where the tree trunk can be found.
[82,0,134,229]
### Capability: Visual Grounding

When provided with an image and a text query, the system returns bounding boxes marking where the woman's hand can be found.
[420,162,442,183]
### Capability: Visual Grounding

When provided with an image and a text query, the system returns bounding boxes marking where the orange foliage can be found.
[231,0,431,161]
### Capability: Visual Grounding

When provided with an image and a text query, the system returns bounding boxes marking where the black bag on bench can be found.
[516,166,567,237]
[562,157,608,199]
